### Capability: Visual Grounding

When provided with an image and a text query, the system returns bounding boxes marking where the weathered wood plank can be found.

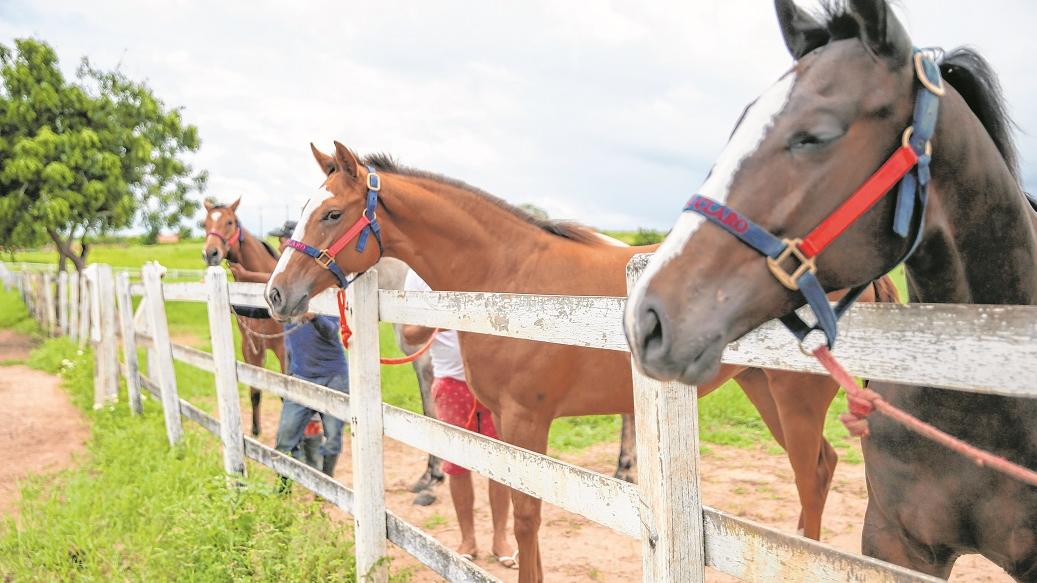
[115,272,143,415]
[703,509,942,583]
[206,267,246,476]
[382,403,642,539]
[347,272,388,583]
[57,271,68,336]
[42,272,56,336]
[68,272,80,343]
[95,265,120,407]
[627,262,704,582]
[142,263,183,445]
[77,269,91,346]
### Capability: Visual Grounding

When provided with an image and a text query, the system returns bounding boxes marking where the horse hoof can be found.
[614,469,637,484]
[413,491,437,506]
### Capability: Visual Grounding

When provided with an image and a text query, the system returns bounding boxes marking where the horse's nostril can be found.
[642,308,665,355]
[268,287,283,309]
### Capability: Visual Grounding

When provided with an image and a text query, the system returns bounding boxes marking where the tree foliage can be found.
[0,38,206,270]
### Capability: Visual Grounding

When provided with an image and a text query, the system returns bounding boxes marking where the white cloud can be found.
[2,0,1035,234]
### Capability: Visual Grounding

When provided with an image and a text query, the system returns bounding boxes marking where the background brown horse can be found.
[203,199,286,437]
[264,144,897,582]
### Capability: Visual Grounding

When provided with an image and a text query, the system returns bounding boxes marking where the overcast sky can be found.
[2,0,1035,232]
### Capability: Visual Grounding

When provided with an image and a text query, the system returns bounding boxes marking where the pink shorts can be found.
[432,376,497,476]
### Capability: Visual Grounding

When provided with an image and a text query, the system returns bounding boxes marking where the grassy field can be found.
[0,289,397,582]
[6,240,877,460]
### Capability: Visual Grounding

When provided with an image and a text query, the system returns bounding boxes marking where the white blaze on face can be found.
[210,211,222,224]
[625,72,796,339]
[266,188,335,298]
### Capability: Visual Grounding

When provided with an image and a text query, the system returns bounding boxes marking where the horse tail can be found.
[872,275,901,304]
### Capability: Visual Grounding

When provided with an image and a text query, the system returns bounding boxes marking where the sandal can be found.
[493,551,519,569]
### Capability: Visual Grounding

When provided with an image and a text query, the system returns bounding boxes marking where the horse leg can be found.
[765,370,839,540]
[613,413,637,483]
[410,356,444,504]
[861,500,957,578]
[240,331,264,437]
[498,410,549,583]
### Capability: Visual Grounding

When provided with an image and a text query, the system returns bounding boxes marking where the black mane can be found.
[362,152,602,245]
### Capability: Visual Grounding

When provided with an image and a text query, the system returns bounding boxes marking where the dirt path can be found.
[0,330,90,517]
[249,399,1011,582]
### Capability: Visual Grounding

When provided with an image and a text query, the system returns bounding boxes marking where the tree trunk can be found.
[47,228,86,273]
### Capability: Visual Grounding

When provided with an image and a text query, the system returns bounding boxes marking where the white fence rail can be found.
[10,258,1037,582]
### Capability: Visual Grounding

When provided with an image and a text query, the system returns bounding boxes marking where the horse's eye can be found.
[788,129,843,152]
[323,210,343,221]
[226,219,233,225]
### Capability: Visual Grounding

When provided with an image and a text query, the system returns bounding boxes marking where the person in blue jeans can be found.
[275,312,348,476]
[228,221,348,477]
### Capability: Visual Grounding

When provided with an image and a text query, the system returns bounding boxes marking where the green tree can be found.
[0,38,205,271]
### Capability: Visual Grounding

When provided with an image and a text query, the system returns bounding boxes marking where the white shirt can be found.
[403,270,467,381]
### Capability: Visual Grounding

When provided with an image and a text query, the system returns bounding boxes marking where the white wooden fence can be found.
[7,257,1037,583]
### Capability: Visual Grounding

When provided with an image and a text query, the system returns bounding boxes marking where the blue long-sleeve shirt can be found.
[285,315,348,389]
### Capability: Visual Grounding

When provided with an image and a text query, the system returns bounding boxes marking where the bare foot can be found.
[492,541,517,569]
[457,540,477,560]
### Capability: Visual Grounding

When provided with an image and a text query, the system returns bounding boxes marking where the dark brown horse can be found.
[263,143,897,582]
[627,1,1037,579]
[203,199,287,436]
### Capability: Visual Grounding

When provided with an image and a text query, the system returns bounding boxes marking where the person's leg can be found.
[478,405,516,567]
[432,377,481,557]
[275,399,317,491]
[449,471,477,558]
[319,373,349,477]
[302,414,323,469]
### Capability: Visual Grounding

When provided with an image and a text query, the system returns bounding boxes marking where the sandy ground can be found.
[0,330,89,517]
[250,398,1012,583]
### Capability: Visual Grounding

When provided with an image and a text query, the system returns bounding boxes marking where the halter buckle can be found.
[914,52,946,97]
[316,250,335,269]
[366,173,381,192]
[767,238,817,291]
[902,127,933,157]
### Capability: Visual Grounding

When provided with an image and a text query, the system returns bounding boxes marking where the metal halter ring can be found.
[766,238,817,291]
[902,127,933,157]
[316,250,335,269]
[914,52,946,97]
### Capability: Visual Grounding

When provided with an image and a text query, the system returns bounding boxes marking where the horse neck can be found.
[906,91,1037,306]
[235,230,278,272]
[377,175,608,293]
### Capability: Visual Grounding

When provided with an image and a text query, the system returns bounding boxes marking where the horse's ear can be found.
[774,0,829,60]
[229,197,241,212]
[333,141,360,179]
[311,143,337,177]
[848,0,912,65]
[203,200,214,212]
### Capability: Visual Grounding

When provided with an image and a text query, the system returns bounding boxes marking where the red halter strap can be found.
[798,144,919,258]
[207,227,241,247]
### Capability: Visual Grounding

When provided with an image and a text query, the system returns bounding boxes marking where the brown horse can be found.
[263,144,895,582]
[202,199,287,437]
[627,0,1037,579]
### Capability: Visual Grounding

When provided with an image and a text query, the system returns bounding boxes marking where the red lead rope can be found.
[336,289,438,366]
[812,346,1037,487]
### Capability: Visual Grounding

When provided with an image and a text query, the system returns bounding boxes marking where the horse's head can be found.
[265,142,383,320]
[627,0,923,384]
[202,198,242,266]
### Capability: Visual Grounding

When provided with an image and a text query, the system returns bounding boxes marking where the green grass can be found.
[0,336,375,582]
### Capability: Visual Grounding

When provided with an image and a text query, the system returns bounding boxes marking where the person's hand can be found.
[227,263,248,280]
[301,312,317,322]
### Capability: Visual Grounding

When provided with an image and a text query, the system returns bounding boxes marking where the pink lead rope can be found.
[812,345,1037,488]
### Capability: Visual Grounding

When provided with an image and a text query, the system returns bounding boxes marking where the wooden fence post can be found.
[347,271,388,583]
[115,272,143,415]
[205,267,246,476]
[90,264,120,408]
[43,272,56,336]
[627,256,705,582]
[143,262,183,445]
[57,271,69,336]
[68,272,80,343]
[77,271,91,347]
